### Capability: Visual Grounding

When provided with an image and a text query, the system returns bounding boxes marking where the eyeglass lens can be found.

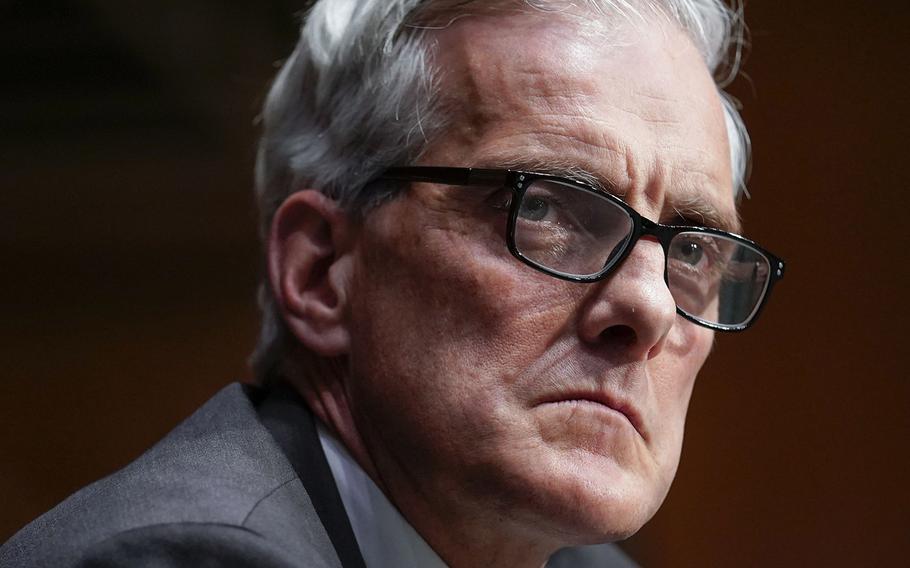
[512,179,771,328]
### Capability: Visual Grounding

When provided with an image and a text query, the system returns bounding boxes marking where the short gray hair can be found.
[251,0,750,380]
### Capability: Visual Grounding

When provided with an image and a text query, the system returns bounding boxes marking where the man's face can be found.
[342,14,737,547]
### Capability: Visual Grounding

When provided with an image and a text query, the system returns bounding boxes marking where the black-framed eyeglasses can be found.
[377,167,785,331]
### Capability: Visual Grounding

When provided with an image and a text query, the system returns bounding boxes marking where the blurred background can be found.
[2,1,907,565]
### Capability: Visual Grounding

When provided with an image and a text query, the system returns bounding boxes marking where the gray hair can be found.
[251,0,750,380]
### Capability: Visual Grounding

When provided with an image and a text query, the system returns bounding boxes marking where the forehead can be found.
[425,11,739,232]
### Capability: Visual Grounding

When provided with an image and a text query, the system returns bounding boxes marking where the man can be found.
[2,0,784,566]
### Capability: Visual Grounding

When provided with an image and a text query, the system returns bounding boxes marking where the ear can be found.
[268,190,355,357]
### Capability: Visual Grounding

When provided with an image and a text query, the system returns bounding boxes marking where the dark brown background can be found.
[2,1,907,566]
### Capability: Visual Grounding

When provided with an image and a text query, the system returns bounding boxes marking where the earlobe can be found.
[268,190,354,357]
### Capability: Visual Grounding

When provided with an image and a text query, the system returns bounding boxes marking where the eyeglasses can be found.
[377,167,785,331]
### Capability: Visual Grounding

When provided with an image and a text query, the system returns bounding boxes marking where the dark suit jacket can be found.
[1,383,636,567]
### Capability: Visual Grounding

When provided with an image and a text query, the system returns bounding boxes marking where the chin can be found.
[525,449,670,545]
[559,487,664,545]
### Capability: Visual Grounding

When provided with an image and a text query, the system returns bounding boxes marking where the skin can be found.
[270,11,739,568]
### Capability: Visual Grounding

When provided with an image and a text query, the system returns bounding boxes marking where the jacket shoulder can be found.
[0,384,311,567]
[74,522,340,568]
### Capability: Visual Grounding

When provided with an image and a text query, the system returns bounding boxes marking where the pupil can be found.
[521,197,549,221]
[681,242,703,264]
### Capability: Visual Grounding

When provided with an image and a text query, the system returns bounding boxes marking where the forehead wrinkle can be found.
[614,94,686,127]
[431,15,618,137]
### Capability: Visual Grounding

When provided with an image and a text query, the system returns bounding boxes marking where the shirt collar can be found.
[317,423,449,568]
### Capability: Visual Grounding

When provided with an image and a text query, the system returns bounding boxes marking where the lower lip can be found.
[539,399,636,430]
[535,400,640,451]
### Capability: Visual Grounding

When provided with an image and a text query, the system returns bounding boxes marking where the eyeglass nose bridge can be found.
[611,216,713,327]
[619,216,680,277]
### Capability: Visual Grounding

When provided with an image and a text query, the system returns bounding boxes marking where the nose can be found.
[577,237,677,360]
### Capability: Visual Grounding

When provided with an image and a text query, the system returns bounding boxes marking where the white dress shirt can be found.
[317,424,449,568]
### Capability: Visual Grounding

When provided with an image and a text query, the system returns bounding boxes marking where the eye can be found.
[518,196,551,221]
[484,186,515,212]
[669,236,723,275]
[676,240,705,266]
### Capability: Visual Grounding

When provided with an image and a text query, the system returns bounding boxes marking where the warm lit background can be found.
[2,1,907,565]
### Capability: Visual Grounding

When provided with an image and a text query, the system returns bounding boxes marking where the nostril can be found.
[601,325,637,346]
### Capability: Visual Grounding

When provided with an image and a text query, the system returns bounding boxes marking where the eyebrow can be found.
[668,193,743,234]
[481,157,616,192]
[481,157,742,234]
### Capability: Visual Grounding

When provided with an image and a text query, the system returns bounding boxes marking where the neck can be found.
[283,351,387,488]
[354,421,562,568]
[375,460,558,567]
[284,355,559,567]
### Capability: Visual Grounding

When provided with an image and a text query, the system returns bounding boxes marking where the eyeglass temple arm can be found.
[380,167,509,187]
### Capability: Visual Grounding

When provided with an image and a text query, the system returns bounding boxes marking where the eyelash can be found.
[485,187,514,212]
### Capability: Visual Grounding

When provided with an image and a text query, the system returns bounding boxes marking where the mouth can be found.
[536,392,647,442]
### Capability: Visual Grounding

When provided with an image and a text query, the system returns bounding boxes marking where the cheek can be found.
[344,201,583,449]
[664,319,713,381]
[649,322,712,455]
[349,202,576,384]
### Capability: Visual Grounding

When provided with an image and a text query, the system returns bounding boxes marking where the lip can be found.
[535,391,647,442]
